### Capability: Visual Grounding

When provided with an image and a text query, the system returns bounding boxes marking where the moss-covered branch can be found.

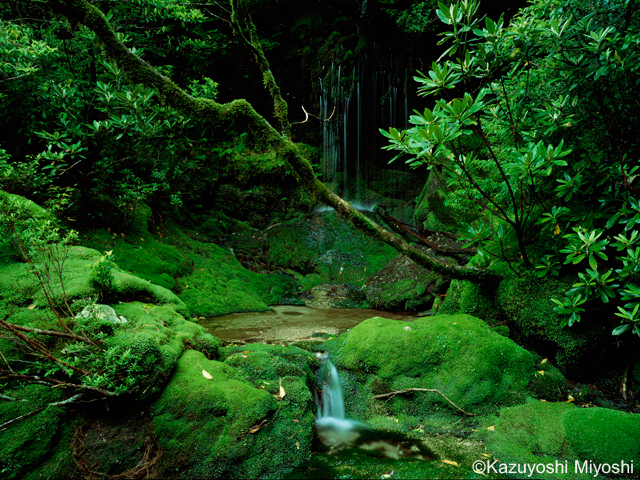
[46,0,498,281]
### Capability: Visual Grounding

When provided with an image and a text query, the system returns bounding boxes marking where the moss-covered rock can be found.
[439,279,497,321]
[495,274,610,375]
[151,349,314,479]
[266,210,396,291]
[364,253,448,311]
[324,314,567,429]
[485,401,640,479]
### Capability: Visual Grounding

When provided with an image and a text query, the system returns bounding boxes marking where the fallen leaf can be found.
[567,394,575,402]
[27,304,36,310]
[293,419,300,423]
[279,378,286,399]
[537,370,545,375]
[442,459,459,467]
[295,441,300,450]
[381,470,394,479]
[482,453,491,458]
[486,425,496,431]
[202,369,213,380]
[242,350,251,354]
[248,420,267,434]
[540,358,548,365]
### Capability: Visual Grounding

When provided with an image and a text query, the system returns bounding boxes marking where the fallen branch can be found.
[1,373,117,397]
[0,394,83,432]
[372,388,476,417]
[0,318,100,345]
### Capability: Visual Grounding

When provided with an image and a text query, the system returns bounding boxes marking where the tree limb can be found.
[45,0,500,282]
[372,388,476,416]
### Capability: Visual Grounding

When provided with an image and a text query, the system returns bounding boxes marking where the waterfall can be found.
[318,52,412,204]
[316,352,345,421]
[315,352,367,435]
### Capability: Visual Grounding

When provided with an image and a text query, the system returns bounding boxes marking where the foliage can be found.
[382,0,640,335]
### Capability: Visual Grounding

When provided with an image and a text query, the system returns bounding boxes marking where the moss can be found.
[0,385,66,480]
[82,225,299,317]
[268,210,396,291]
[108,302,220,399]
[563,407,640,466]
[152,349,313,479]
[325,314,567,427]
[495,273,609,375]
[439,279,496,321]
[486,401,640,479]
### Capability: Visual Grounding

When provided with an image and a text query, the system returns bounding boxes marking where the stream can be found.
[199,305,419,345]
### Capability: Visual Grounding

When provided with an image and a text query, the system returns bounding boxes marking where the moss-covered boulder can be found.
[152,349,314,479]
[266,210,396,291]
[364,253,448,311]
[485,401,640,479]
[325,314,567,428]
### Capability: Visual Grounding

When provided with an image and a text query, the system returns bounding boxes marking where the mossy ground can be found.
[81,223,299,317]
[0,385,75,480]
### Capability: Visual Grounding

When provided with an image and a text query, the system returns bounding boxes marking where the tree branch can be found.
[372,388,476,416]
[45,0,500,282]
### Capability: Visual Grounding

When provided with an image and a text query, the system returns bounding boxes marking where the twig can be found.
[372,388,476,416]
[1,373,116,397]
[292,105,336,125]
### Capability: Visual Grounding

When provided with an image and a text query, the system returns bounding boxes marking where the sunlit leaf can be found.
[202,369,213,380]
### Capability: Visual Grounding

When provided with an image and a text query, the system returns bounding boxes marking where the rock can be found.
[324,314,567,425]
[76,304,127,324]
[363,254,448,311]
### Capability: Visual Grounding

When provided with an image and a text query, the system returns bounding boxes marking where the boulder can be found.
[325,314,567,426]
[152,347,315,479]
[363,254,447,311]
[485,401,640,479]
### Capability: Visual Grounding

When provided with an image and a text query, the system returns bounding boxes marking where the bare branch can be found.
[372,388,476,416]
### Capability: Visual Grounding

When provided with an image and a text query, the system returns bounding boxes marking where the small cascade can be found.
[314,352,434,459]
[315,352,366,435]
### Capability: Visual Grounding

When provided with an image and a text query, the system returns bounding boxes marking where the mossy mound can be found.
[485,401,640,479]
[107,302,221,400]
[0,385,77,480]
[325,315,567,427]
[0,245,187,316]
[151,349,314,479]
